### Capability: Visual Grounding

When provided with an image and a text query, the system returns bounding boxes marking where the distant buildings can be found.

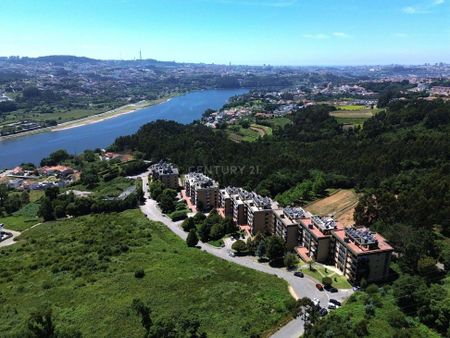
[431,86,450,97]
[150,161,179,190]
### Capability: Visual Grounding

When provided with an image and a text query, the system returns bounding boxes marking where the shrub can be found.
[134,269,145,279]
[284,252,298,268]
[322,277,332,287]
[232,240,247,255]
[170,210,188,221]
[186,229,199,247]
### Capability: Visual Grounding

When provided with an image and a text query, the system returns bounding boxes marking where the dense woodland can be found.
[113,98,450,336]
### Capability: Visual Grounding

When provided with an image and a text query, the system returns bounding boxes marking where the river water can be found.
[0,89,247,168]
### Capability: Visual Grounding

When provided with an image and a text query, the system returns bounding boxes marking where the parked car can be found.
[319,308,328,316]
[313,298,320,307]
[329,299,342,306]
[228,251,235,257]
[294,271,304,278]
[352,286,361,291]
[327,303,337,310]
[316,283,324,291]
[327,287,338,293]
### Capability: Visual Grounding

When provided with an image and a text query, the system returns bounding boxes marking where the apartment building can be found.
[184,173,219,211]
[219,186,240,218]
[150,161,179,190]
[273,207,306,249]
[296,215,340,263]
[331,227,393,283]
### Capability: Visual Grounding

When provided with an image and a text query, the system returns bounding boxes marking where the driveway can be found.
[139,171,353,338]
[0,229,21,248]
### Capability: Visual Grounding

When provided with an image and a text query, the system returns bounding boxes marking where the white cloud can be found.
[332,32,351,38]
[402,0,445,14]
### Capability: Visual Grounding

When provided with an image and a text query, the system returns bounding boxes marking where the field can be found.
[226,123,272,143]
[330,108,380,127]
[0,210,293,337]
[67,177,135,199]
[304,189,359,227]
[261,117,292,130]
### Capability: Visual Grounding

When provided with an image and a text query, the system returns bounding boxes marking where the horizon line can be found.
[1,54,449,68]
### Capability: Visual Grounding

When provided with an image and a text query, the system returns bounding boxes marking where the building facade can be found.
[150,161,179,190]
[185,173,219,211]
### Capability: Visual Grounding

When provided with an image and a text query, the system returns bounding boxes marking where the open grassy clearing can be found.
[0,201,42,232]
[0,209,293,337]
[264,117,292,129]
[336,105,367,111]
[304,189,359,227]
[330,108,380,127]
[298,264,352,289]
[67,176,135,199]
[250,123,272,137]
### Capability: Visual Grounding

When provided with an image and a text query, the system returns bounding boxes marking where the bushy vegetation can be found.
[0,210,293,337]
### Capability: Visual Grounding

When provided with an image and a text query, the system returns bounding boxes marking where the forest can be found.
[112,98,450,336]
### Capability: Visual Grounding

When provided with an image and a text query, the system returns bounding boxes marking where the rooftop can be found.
[186,172,218,189]
[333,227,394,255]
[152,160,179,175]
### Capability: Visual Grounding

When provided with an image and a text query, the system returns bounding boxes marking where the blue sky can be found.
[0,0,449,65]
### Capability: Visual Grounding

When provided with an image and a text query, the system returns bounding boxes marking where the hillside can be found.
[0,210,293,337]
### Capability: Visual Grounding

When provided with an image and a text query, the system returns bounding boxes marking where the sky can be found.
[0,0,449,65]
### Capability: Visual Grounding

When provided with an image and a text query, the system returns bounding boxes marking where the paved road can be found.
[0,229,21,247]
[139,172,353,338]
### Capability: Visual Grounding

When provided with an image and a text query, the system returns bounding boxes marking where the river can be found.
[0,89,247,169]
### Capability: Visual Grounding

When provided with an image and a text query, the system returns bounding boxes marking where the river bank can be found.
[0,96,175,142]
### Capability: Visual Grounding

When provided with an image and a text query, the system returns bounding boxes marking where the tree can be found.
[209,223,225,240]
[231,240,247,255]
[131,299,152,335]
[38,197,55,221]
[27,308,56,338]
[186,229,199,247]
[158,189,177,213]
[308,258,316,271]
[149,180,164,200]
[181,217,196,232]
[322,276,332,287]
[223,217,237,234]
[255,240,266,260]
[197,222,211,242]
[266,236,285,261]
[284,252,298,269]
[193,212,206,224]
[45,186,60,201]
[417,256,438,280]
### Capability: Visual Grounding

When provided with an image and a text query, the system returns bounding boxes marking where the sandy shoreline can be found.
[0,97,174,141]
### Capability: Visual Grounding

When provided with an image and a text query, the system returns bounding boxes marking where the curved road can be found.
[139,173,352,338]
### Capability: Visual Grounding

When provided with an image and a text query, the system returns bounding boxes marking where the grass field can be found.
[0,201,42,231]
[265,117,292,129]
[336,105,367,111]
[0,210,293,337]
[67,177,135,199]
[299,264,352,289]
[330,108,380,127]
[305,189,359,227]
[226,123,272,143]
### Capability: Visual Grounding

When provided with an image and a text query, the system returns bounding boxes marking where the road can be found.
[0,229,21,248]
[139,172,352,338]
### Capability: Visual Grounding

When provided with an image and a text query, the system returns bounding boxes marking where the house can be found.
[39,165,74,177]
[150,161,179,190]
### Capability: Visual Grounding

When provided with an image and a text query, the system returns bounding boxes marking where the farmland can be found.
[304,189,359,227]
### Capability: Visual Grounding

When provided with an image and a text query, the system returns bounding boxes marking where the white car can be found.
[228,251,235,257]
[313,298,320,306]
[327,303,337,310]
